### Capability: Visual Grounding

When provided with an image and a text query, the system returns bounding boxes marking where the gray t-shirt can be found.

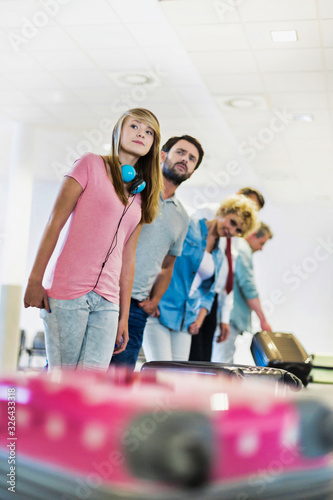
[132,192,190,301]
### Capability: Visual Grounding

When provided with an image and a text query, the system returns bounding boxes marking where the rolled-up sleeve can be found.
[199,286,216,313]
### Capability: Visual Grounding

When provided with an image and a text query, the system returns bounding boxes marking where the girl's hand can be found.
[188,308,207,335]
[188,318,203,335]
[24,281,50,312]
[113,317,129,354]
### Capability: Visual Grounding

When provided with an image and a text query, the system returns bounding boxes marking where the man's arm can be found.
[236,246,272,332]
[138,254,176,316]
[114,223,142,354]
[248,297,272,332]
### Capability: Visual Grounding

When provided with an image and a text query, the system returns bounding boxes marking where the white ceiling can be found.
[0,0,332,206]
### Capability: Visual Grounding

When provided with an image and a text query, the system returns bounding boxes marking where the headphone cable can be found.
[92,195,136,291]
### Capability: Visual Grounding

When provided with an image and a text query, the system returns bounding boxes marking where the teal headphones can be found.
[121,164,146,194]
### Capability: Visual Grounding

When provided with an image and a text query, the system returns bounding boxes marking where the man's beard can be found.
[162,157,190,185]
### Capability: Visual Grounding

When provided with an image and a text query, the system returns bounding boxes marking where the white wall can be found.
[254,204,333,354]
[20,180,60,346]
[0,123,13,303]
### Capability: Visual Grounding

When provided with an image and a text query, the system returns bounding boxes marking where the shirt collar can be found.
[160,191,179,206]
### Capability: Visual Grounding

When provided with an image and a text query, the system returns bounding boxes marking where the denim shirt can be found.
[158,218,224,332]
[230,239,259,333]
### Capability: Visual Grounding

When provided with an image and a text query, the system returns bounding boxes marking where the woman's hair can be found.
[103,108,163,224]
[216,194,260,237]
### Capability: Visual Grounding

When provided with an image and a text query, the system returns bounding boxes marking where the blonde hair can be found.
[103,108,163,224]
[216,194,259,237]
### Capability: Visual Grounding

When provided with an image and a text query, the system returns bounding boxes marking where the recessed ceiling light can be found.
[217,95,268,110]
[109,72,159,89]
[293,114,313,122]
[123,74,150,85]
[225,98,256,108]
[271,30,298,42]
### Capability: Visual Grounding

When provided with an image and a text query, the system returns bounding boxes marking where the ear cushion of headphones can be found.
[121,164,136,183]
[130,178,146,194]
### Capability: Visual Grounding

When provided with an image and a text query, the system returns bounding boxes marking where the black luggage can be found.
[141,360,303,391]
[251,331,312,386]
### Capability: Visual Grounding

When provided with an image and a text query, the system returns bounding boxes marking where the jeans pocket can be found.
[48,295,88,311]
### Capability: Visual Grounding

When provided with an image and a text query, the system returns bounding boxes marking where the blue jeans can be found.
[110,298,149,370]
[40,291,119,371]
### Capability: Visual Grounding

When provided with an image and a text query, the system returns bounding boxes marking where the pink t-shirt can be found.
[45,153,142,304]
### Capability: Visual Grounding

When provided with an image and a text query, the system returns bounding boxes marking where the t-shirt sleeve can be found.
[168,213,190,257]
[65,153,90,190]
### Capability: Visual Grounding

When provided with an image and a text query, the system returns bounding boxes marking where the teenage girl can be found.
[24,108,162,371]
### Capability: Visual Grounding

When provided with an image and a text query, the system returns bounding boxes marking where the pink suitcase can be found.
[0,368,333,500]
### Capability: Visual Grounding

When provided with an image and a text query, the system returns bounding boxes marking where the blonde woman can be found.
[143,195,259,362]
[24,108,162,371]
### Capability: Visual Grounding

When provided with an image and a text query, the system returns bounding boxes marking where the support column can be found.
[0,123,34,374]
